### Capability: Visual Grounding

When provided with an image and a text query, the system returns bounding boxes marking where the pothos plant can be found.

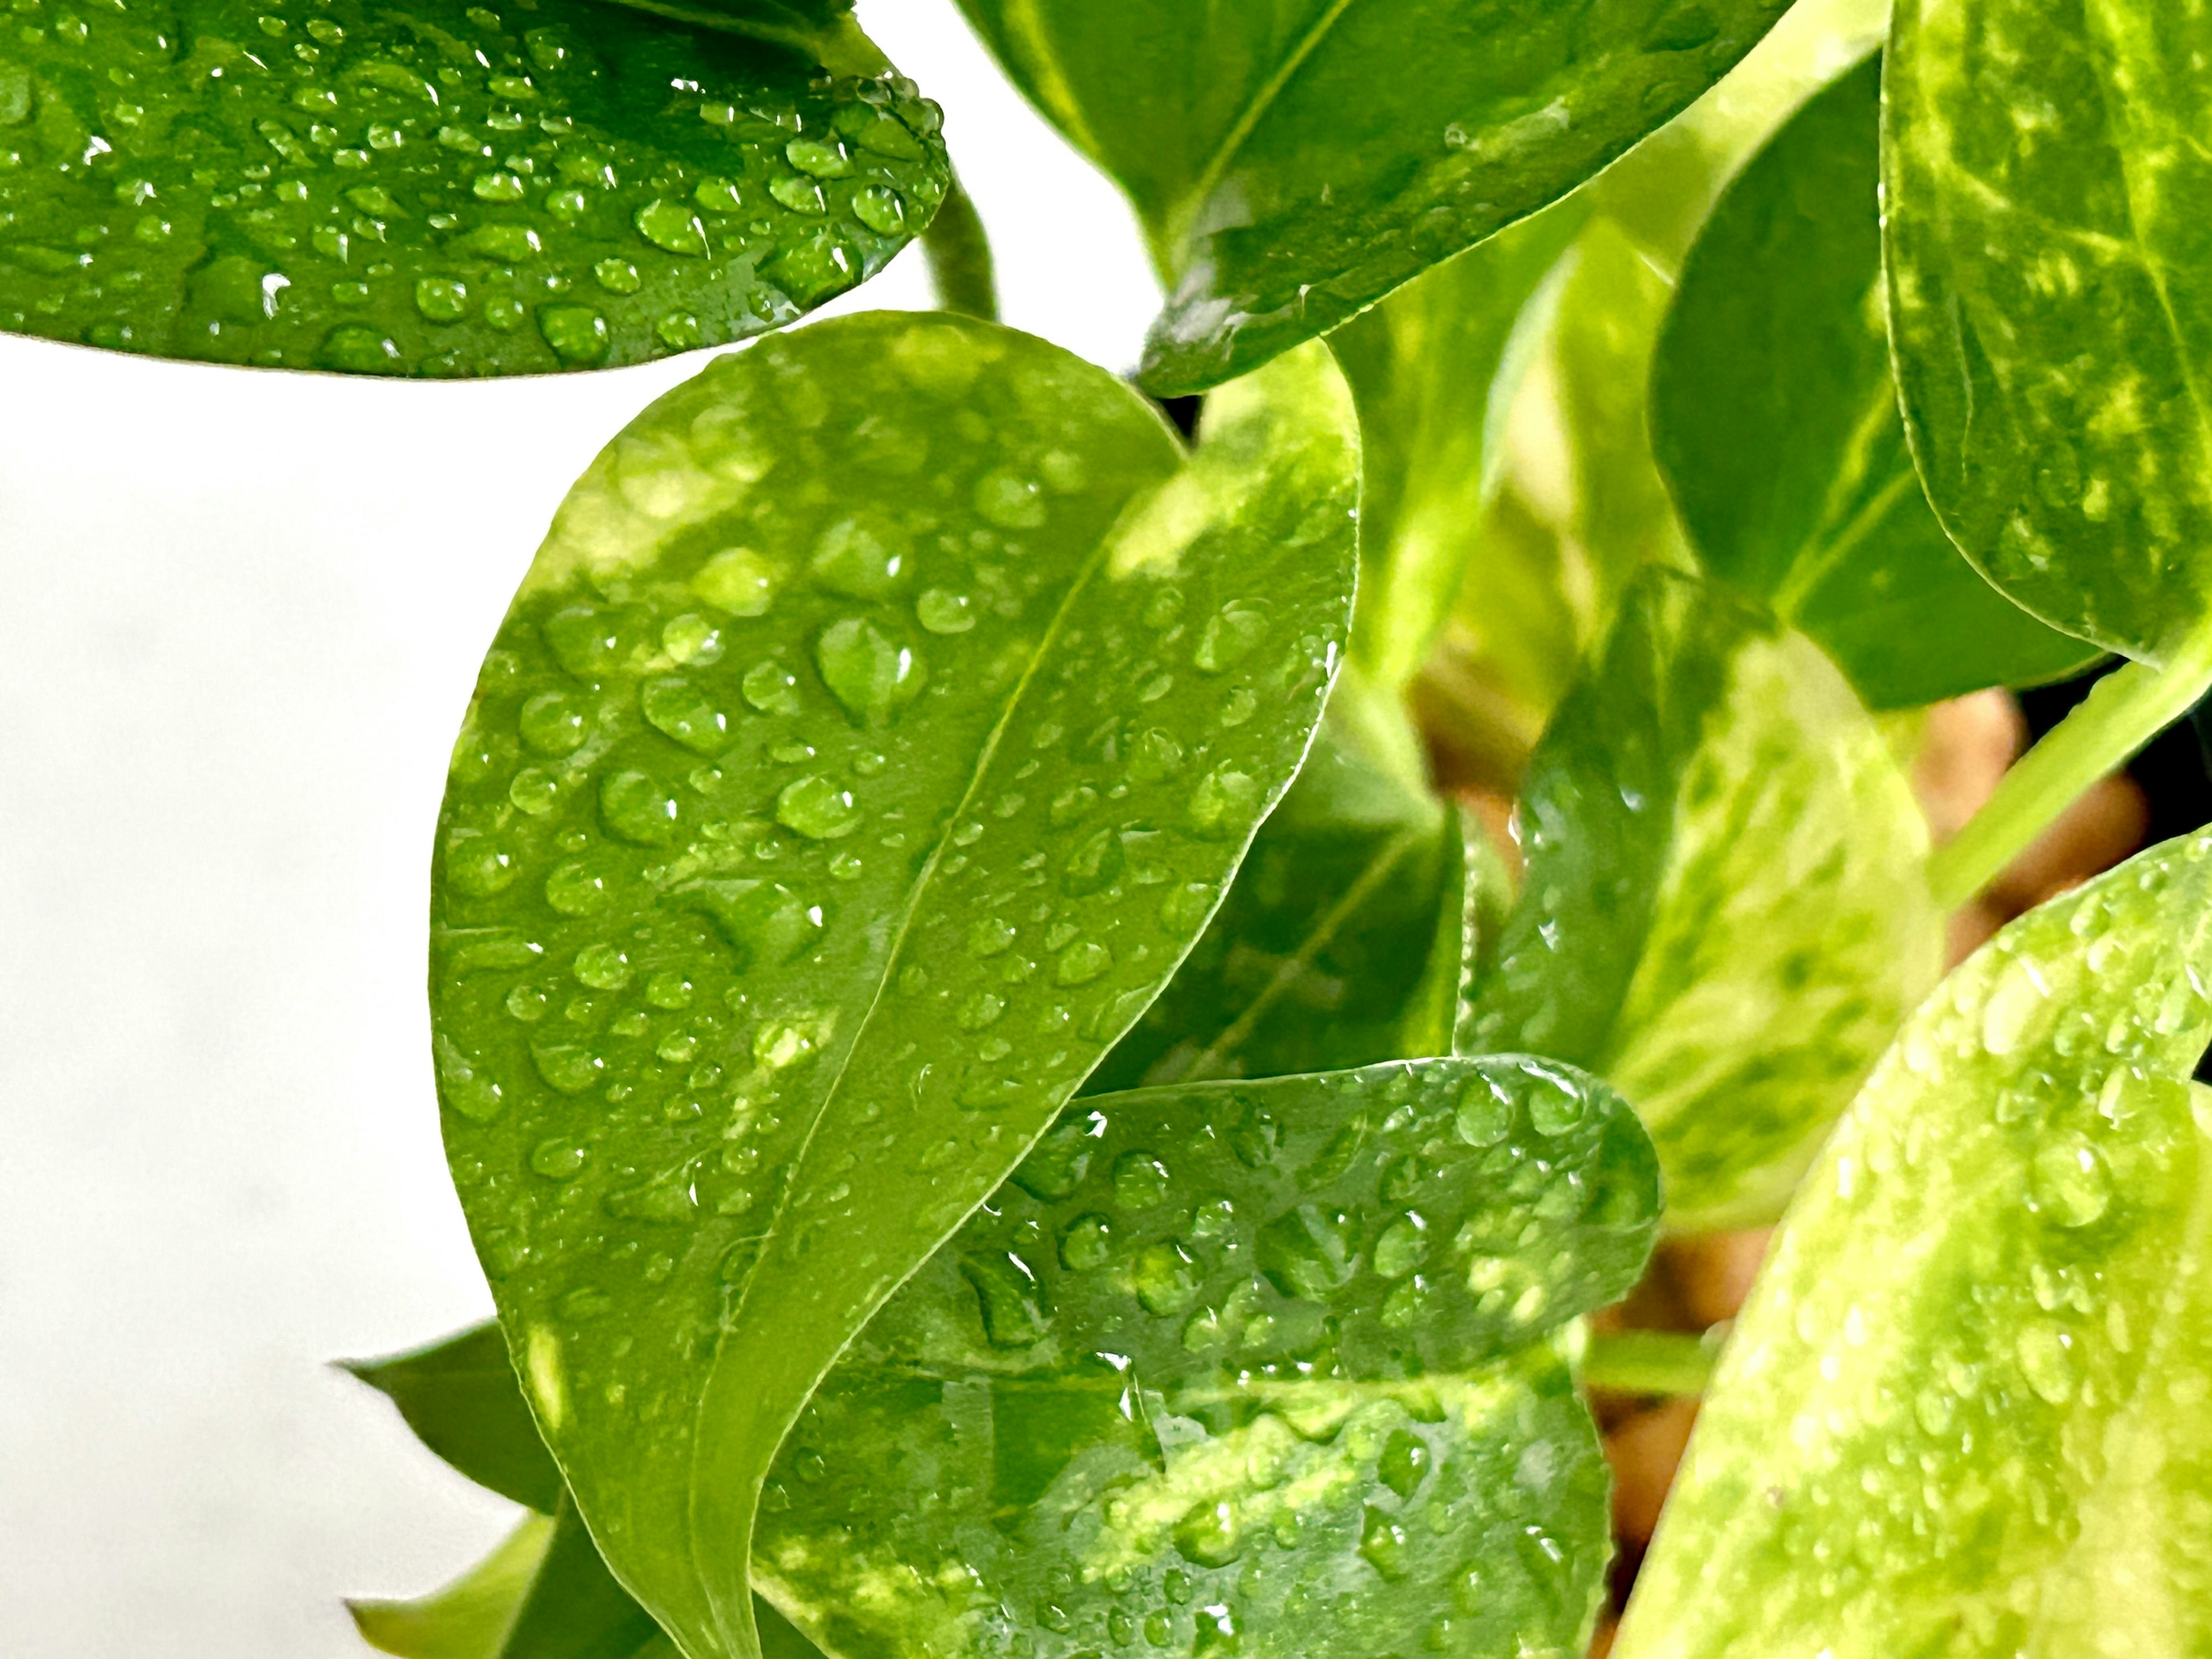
[17,0,2212,1648]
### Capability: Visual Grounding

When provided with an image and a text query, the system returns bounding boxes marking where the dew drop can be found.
[1059,1213,1112,1270]
[1187,763,1261,838]
[810,516,912,600]
[777,775,861,840]
[816,616,924,727]
[853,183,907,234]
[1456,1077,1515,1146]
[539,304,609,365]
[600,770,680,844]
[414,275,469,321]
[916,588,975,634]
[1113,1152,1170,1210]
[573,943,631,989]
[694,547,780,616]
[974,468,1046,529]
[1057,939,1113,984]
[1133,1240,1200,1314]
[635,198,707,255]
[1373,1212,1429,1279]
[641,676,730,753]
[531,1137,588,1179]
[545,858,616,916]
[742,659,802,715]
[2016,1323,2075,1404]
[960,1251,1050,1348]
[2030,1137,2112,1228]
[1194,601,1268,672]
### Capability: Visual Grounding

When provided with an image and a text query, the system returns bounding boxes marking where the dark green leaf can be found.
[1653,54,2099,706]
[347,1320,563,1513]
[949,0,1793,395]
[1086,684,1453,1089]
[1327,200,1588,696]
[1884,0,2212,660]
[1464,567,1940,1230]
[429,313,1358,1658]
[0,0,944,373]
[1616,828,2212,1657]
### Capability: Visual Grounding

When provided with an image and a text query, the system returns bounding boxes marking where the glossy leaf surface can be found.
[1618,830,2212,1657]
[1086,692,1453,1090]
[371,1055,1660,1659]
[1884,0,2212,660]
[1654,55,2097,706]
[950,0,1793,395]
[1464,568,1939,1230]
[1328,202,1586,697]
[0,0,944,373]
[429,315,1358,1658]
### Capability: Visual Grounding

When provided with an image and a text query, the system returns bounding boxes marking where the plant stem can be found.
[1578,1328,1718,1397]
[923,173,998,322]
[1927,621,2212,911]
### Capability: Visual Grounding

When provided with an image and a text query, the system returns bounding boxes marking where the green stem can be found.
[1579,1329,1718,1397]
[922,173,998,322]
[1928,620,2212,911]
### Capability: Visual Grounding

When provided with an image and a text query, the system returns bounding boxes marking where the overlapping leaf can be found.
[429,313,1358,1658]
[1085,683,1455,1090]
[1327,202,1587,699]
[1654,54,2097,706]
[1463,567,1940,1230]
[949,0,1793,395]
[1616,829,2212,1657]
[0,0,944,372]
[363,1056,1660,1659]
[1884,0,2212,660]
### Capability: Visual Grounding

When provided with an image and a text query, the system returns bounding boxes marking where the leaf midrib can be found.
[1158,0,1364,274]
[681,453,1177,1656]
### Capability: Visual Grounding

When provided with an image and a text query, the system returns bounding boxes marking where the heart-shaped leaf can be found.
[949,0,1793,395]
[0,0,944,373]
[1654,53,2099,706]
[1616,828,2212,1657]
[362,1055,1660,1659]
[1463,566,1940,1230]
[1884,0,2212,661]
[429,313,1358,1658]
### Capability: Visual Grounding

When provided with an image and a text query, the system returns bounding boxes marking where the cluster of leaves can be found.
[28,0,2212,1650]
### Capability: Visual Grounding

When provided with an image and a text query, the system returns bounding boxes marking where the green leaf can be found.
[1615,828,2212,1657]
[429,313,1358,1659]
[352,1497,819,1659]
[1464,567,1941,1231]
[765,1066,1652,1659]
[1411,805,1514,1063]
[1327,200,1589,697]
[1884,0,2212,661]
[353,1515,556,1659]
[0,0,944,374]
[347,1320,564,1513]
[370,1054,1656,1659]
[1653,54,2099,707]
[949,0,1793,395]
[1084,686,1453,1089]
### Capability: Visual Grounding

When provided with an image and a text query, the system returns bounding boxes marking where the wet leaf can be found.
[428,313,1358,1658]
[1616,828,2212,1658]
[950,0,1793,395]
[1086,684,1455,1089]
[1654,54,2098,706]
[368,1055,1660,1659]
[0,0,944,374]
[1327,200,1588,696]
[1884,0,2212,660]
[1463,567,1940,1230]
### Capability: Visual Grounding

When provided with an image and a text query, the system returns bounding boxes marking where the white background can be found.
[0,4,1154,1651]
